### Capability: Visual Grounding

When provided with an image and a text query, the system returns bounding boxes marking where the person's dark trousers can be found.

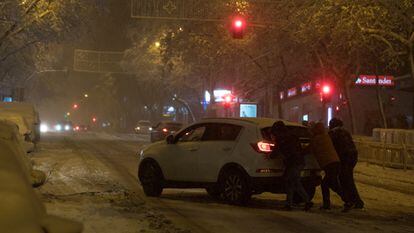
[285,164,309,206]
[321,162,344,208]
[340,159,364,207]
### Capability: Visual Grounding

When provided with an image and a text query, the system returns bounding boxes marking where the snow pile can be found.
[0,121,82,233]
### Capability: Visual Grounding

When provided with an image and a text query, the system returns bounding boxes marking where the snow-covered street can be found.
[32,133,414,233]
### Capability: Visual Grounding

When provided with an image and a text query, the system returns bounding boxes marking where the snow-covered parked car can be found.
[0,120,82,233]
[138,118,322,205]
[0,113,35,153]
[0,102,40,143]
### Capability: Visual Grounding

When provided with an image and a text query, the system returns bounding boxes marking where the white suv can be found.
[138,118,321,205]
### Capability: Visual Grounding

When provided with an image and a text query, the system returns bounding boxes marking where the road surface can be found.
[32,133,414,233]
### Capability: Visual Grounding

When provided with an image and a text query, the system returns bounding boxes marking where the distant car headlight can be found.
[55,124,62,131]
[64,125,71,131]
[40,124,48,133]
[149,127,153,131]
[135,127,141,131]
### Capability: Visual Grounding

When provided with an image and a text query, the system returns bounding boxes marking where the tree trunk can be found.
[375,68,388,129]
[275,86,283,119]
[375,84,387,128]
[410,45,414,128]
[344,81,357,134]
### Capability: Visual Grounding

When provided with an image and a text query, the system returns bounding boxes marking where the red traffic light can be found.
[92,117,97,123]
[320,84,333,103]
[73,104,79,109]
[231,16,246,39]
[322,85,331,94]
[225,95,232,103]
[234,19,243,28]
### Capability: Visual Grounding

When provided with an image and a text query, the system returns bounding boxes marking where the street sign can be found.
[355,75,395,87]
[131,0,225,21]
[131,0,277,23]
[74,49,124,73]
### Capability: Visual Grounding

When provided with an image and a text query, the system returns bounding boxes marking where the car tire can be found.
[219,169,251,205]
[139,161,163,197]
[293,185,316,204]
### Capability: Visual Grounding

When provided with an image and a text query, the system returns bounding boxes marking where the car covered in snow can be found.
[0,102,40,143]
[138,118,321,205]
[0,113,35,153]
[0,120,82,233]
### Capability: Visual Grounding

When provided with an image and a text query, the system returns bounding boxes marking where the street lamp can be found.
[84,93,89,98]
[154,42,161,48]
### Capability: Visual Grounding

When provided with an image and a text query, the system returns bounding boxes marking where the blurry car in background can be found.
[150,121,183,142]
[54,121,73,132]
[73,125,89,132]
[134,120,152,134]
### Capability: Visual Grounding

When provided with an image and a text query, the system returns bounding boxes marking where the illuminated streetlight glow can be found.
[155,42,161,48]
[84,94,89,98]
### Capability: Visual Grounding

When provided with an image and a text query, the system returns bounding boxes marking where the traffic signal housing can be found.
[230,16,246,39]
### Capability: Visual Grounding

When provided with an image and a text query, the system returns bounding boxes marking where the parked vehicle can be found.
[0,120,83,233]
[134,120,152,134]
[0,113,35,153]
[0,102,40,142]
[150,121,183,142]
[138,118,321,205]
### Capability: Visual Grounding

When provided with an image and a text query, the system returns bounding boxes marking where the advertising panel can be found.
[240,103,257,118]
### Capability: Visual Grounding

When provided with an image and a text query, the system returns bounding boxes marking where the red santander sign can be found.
[355,75,395,86]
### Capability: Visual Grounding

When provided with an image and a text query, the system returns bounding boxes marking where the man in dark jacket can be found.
[329,118,364,211]
[271,121,313,211]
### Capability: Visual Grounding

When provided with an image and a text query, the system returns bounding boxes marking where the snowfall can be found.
[27,132,414,233]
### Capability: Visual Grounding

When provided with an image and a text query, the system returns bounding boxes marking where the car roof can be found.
[200,117,304,128]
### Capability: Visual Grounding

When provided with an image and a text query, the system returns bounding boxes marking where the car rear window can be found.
[261,126,311,141]
[139,122,151,126]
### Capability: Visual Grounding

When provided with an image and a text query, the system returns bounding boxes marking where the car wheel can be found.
[293,185,316,204]
[219,169,251,205]
[139,162,163,197]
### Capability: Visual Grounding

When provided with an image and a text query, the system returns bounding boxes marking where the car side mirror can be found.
[166,135,175,144]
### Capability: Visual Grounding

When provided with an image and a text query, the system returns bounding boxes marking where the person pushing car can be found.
[271,121,313,211]
[310,122,351,211]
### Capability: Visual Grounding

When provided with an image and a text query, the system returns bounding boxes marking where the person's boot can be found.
[304,202,313,211]
[320,201,331,210]
[354,200,364,209]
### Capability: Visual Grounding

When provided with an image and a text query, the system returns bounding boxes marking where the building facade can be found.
[277,75,413,135]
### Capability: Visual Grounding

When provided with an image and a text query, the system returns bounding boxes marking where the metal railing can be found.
[353,139,414,170]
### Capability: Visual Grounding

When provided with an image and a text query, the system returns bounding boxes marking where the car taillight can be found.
[162,128,168,133]
[251,141,275,153]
